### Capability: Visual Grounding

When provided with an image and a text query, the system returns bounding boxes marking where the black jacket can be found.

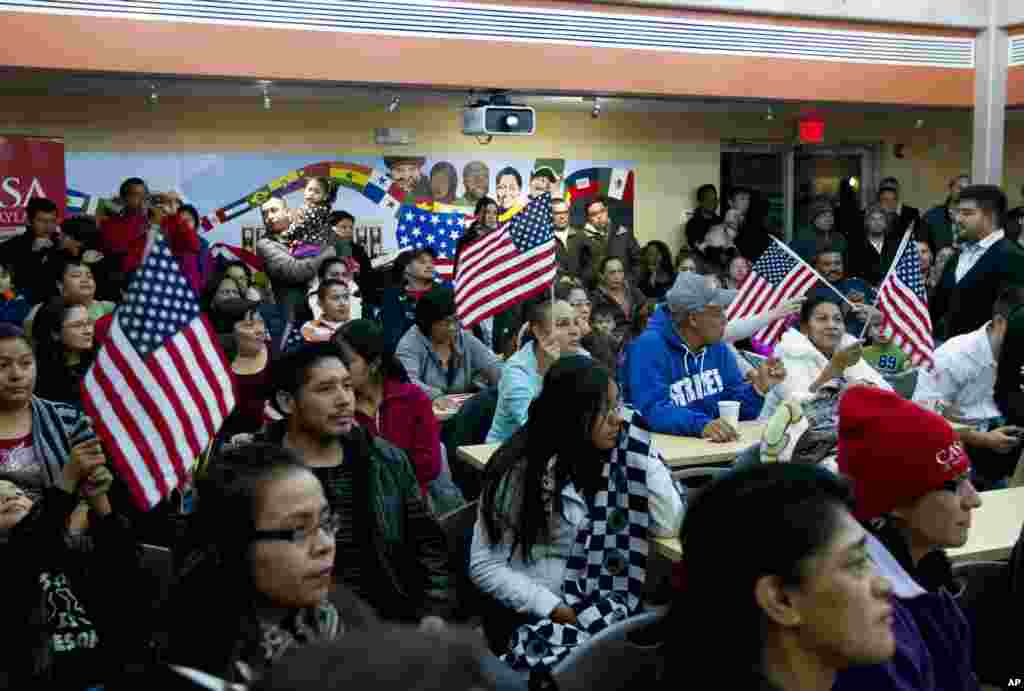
[846,232,901,286]
[895,204,922,237]
[5,229,62,303]
[931,238,1024,341]
[684,211,720,249]
[567,225,642,290]
[0,488,147,691]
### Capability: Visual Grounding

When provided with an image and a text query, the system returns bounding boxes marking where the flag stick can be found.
[769,237,858,310]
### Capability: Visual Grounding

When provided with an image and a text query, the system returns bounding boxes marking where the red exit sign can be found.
[798,117,826,144]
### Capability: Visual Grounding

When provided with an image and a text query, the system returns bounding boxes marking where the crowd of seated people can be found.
[1,170,1024,691]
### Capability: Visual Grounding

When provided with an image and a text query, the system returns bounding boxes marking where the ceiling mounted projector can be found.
[462,95,535,136]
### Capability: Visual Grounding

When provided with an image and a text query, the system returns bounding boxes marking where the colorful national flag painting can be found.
[66,188,100,216]
[454,192,556,328]
[395,206,466,281]
[82,240,236,510]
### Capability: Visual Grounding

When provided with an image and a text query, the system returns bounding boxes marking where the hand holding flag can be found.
[82,240,236,510]
[726,237,825,347]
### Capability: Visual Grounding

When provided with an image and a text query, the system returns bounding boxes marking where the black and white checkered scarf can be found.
[501,409,653,674]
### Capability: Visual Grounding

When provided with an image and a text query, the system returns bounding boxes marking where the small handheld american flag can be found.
[875,231,934,368]
[454,192,556,328]
[725,237,819,346]
[82,240,236,510]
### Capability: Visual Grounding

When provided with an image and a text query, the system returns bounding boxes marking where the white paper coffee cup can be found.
[718,400,740,430]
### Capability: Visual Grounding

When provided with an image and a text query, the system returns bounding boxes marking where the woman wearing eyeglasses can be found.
[470,356,684,665]
[30,297,97,410]
[163,442,378,686]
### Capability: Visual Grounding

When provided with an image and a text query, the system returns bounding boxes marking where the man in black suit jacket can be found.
[846,204,901,286]
[878,176,921,238]
[931,185,1024,341]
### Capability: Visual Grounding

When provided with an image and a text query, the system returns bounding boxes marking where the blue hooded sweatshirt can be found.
[623,305,764,437]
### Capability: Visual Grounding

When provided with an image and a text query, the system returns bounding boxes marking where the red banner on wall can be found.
[0,136,65,241]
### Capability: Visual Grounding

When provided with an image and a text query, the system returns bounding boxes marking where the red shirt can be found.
[354,378,441,497]
[100,212,149,274]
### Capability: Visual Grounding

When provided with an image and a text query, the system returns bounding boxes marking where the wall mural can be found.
[64,153,636,261]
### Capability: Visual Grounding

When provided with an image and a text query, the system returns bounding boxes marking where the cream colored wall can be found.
[0,96,993,255]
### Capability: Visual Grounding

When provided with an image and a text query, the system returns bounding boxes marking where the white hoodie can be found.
[760,328,891,419]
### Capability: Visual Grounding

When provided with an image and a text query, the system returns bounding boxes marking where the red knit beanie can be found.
[838,386,971,522]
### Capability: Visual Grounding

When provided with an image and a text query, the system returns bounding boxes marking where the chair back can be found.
[437,501,483,622]
[140,543,176,606]
[550,610,665,691]
[952,560,1011,686]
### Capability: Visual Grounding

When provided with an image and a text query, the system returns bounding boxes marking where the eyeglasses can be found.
[569,300,591,307]
[251,511,342,546]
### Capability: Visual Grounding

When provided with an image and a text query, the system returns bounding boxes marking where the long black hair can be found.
[30,297,96,403]
[480,355,614,562]
[164,441,313,677]
[662,463,854,686]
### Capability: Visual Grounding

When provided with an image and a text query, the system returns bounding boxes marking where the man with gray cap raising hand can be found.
[624,272,786,440]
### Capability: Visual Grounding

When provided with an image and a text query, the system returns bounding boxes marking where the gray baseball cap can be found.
[665,271,737,313]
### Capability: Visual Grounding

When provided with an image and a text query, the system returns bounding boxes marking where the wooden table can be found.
[652,486,1024,564]
[651,421,765,468]
[456,420,765,472]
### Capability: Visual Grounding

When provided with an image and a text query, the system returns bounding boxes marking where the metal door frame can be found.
[722,141,882,242]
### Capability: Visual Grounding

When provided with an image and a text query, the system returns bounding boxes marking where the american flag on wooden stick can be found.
[454,192,556,328]
[725,237,819,347]
[876,231,934,368]
[82,240,236,510]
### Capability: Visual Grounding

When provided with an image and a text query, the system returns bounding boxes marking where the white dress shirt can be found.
[913,322,1000,422]
[955,229,1004,283]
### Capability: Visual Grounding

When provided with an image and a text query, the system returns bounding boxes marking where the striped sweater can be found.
[30,396,96,487]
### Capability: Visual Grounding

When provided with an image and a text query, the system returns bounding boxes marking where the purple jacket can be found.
[833,535,978,691]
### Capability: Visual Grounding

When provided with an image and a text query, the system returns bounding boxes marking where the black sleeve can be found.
[352,242,379,307]
[995,310,1024,427]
